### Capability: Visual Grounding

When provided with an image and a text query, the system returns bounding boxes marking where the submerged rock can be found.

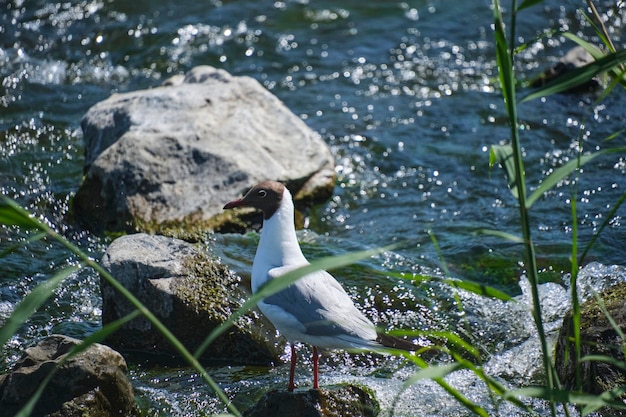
[0,334,137,417]
[73,65,335,234]
[100,233,284,365]
[555,281,626,409]
[244,385,380,417]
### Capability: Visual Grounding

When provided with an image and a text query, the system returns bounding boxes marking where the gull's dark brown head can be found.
[223,181,286,220]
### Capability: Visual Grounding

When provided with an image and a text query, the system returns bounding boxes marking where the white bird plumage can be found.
[251,184,380,349]
[224,180,413,391]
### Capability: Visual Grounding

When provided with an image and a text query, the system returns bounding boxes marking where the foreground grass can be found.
[2,0,626,416]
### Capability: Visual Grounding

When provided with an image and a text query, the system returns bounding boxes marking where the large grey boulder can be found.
[0,335,137,417]
[74,65,335,233]
[100,233,284,365]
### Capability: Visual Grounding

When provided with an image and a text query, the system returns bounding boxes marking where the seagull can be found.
[224,180,415,391]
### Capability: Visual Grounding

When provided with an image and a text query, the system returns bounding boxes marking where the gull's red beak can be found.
[223,198,245,210]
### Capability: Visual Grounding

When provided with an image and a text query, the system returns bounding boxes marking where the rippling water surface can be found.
[1,0,625,415]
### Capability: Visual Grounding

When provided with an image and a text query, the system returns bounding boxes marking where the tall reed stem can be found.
[492,1,559,414]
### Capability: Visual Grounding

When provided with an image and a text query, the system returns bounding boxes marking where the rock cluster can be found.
[1,66,386,416]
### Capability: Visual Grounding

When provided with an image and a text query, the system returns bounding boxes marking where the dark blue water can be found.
[2,0,625,415]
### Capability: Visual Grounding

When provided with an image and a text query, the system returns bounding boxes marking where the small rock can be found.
[528,46,599,91]
[244,385,380,417]
[0,335,137,417]
[100,233,284,365]
[74,65,335,234]
[555,281,626,415]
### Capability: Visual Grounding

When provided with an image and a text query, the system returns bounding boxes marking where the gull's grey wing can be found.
[263,268,376,340]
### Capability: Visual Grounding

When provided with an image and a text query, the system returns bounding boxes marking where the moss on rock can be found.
[101,233,284,366]
[555,281,626,404]
[243,384,380,417]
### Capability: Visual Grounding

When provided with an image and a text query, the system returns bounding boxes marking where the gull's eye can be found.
[258,189,267,198]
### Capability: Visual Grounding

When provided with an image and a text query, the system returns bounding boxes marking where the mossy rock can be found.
[555,281,626,415]
[101,233,284,365]
[244,384,380,417]
[116,193,315,239]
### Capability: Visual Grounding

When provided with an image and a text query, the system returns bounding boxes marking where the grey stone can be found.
[0,335,137,417]
[100,233,284,365]
[529,46,599,91]
[243,384,380,417]
[74,65,335,233]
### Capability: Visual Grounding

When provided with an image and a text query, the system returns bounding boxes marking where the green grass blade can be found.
[395,329,481,358]
[492,0,515,108]
[461,361,536,414]
[493,1,558,411]
[14,311,141,417]
[516,0,543,12]
[569,183,582,391]
[475,228,524,244]
[433,376,490,417]
[194,243,400,358]
[403,362,465,386]
[591,290,626,354]
[0,197,44,229]
[527,147,626,208]
[94,259,242,416]
[521,49,626,102]
[526,154,596,209]
[398,356,489,417]
[596,66,626,101]
[579,2,619,58]
[560,32,604,59]
[581,386,626,415]
[0,265,80,348]
[386,329,475,358]
[441,278,513,302]
[603,129,626,142]
[428,230,452,278]
[0,198,242,417]
[506,386,626,411]
[386,268,513,302]
[580,190,626,265]
[490,144,519,199]
[0,232,47,258]
[581,355,626,372]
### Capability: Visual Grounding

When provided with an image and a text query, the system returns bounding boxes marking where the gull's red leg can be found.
[288,344,297,392]
[312,346,319,389]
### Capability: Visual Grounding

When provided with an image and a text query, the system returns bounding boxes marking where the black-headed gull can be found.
[224,180,414,391]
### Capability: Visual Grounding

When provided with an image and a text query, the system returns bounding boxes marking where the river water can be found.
[1,0,625,416]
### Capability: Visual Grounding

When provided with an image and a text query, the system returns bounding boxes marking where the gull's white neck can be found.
[251,188,307,293]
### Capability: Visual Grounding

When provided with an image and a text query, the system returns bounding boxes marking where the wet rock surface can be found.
[0,335,137,417]
[244,384,380,417]
[74,65,335,234]
[100,232,284,365]
[555,281,626,415]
